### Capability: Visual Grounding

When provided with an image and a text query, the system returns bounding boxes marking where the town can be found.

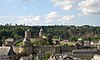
[0,0,100,60]
[0,25,100,60]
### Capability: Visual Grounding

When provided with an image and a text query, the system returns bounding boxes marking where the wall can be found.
[13,46,75,55]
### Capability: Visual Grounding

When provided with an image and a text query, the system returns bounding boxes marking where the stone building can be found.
[0,46,17,60]
[97,40,100,51]
[19,38,33,56]
[13,29,33,56]
[77,38,84,46]
[91,54,100,60]
[39,28,44,39]
[5,38,14,46]
[25,29,31,38]
[72,49,97,60]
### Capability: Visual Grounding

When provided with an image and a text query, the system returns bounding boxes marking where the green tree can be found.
[43,52,51,60]
[46,34,53,45]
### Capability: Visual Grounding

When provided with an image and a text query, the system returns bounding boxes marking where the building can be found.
[20,55,33,60]
[77,38,84,46]
[97,40,100,51]
[5,38,14,46]
[0,46,17,60]
[39,28,44,39]
[25,29,31,38]
[72,49,97,60]
[84,40,91,47]
[18,38,33,56]
[91,40,100,60]
[91,54,100,60]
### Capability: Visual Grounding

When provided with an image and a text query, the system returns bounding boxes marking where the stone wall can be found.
[13,46,75,55]
[33,46,60,54]
[60,46,75,52]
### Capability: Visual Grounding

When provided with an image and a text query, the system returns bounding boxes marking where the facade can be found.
[72,49,97,60]
[77,38,84,46]
[84,41,91,47]
[18,38,33,56]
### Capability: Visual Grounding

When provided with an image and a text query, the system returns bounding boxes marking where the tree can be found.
[46,34,53,45]
[43,52,51,60]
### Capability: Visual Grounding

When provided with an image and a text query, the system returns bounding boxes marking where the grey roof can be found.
[20,56,30,60]
[6,38,14,42]
[0,47,16,56]
[72,49,97,53]
[0,47,10,56]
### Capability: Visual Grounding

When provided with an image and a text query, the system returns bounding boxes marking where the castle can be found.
[0,28,100,60]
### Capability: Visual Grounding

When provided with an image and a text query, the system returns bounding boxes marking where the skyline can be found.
[0,0,100,26]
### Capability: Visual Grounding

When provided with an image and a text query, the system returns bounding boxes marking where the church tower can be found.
[25,29,31,38]
[39,28,44,39]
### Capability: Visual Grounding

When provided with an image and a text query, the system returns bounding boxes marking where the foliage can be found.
[46,34,53,45]
[0,25,100,42]
[43,52,52,60]
[32,39,47,46]
[15,41,23,46]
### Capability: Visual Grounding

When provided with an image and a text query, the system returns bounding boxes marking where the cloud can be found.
[51,0,73,11]
[45,11,74,24]
[79,0,100,15]
[62,15,74,21]
[0,16,41,25]
[16,16,42,25]
[22,6,27,10]
[45,11,60,23]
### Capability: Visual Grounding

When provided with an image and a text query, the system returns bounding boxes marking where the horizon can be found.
[1,23,100,27]
[0,0,100,26]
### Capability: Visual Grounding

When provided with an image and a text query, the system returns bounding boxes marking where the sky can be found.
[0,0,100,26]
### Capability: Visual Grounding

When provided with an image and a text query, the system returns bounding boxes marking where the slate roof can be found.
[0,47,16,56]
[6,38,14,42]
[20,56,30,60]
[72,49,97,53]
[0,47,10,56]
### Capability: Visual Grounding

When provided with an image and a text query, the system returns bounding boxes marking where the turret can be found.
[25,29,31,38]
[22,38,31,46]
[39,28,44,39]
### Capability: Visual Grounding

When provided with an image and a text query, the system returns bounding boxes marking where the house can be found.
[91,54,100,60]
[5,38,14,46]
[72,49,97,60]
[0,46,17,60]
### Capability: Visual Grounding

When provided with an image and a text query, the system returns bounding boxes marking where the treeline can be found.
[0,24,100,41]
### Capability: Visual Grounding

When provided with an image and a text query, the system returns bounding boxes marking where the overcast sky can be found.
[0,0,100,26]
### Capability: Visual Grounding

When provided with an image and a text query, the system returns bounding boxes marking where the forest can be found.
[0,24,100,41]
